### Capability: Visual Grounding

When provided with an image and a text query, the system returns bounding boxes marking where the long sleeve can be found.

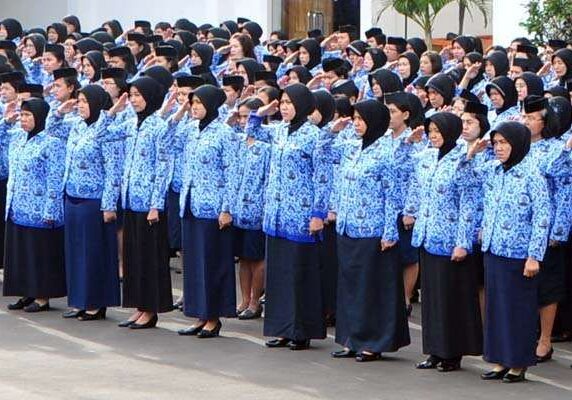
[150,123,172,210]
[221,128,239,214]
[528,174,552,261]
[311,136,330,220]
[46,111,74,141]
[382,161,400,242]
[42,139,65,222]
[101,140,123,211]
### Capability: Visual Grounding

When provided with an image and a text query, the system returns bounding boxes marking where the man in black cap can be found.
[0,71,25,109]
[365,27,386,49]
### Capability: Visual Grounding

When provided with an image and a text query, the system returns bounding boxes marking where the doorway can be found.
[281,0,360,38]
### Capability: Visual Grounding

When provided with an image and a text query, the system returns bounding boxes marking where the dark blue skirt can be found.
[64,196,120,309]
[167,188,182,251]
[397,213,419,265]
[319,223,338,315]
[335,235,410,353]
[234,227,265,261]
[3,219,66,298]
[182,212,236,319]
[420,248,483,359]
[0,178,6,267]
[538,245,566,306]
[483,252,538,368]
[263,236,326,340]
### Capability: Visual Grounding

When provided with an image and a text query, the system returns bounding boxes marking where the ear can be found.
[403,110,410,122]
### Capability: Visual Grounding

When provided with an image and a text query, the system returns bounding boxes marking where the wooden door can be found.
[283,0,333,39]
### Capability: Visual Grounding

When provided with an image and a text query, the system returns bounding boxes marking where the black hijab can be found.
[548,96,572,136]
[517,72,544,97]
[242,22,263,46]
[486,76,518,114]
[385,91,424,128]
[48,22,67,43]
[103,20,123,39]
[312,89,335,128]
[287,65,313,84]
[236,58,263,84]
[190,43,213,68]
[130,77,164,128]
[464,52,485,90]
[79,84,112,126]
[83,50,106,82]
[491,121,531,171]
[283,83,315,134]
[190,84,227,131]
[399,52,420,86]
[21,98,50,139]
[298,39,321,71]
[552,48,572,86]
[453,36,476,55]
[485,51,509,77]
[368,68,404,98]
[221,20,239,35]
[353,99,390,150]
[74,38,104,54]
[1,19,23,40]
[366,48,387,71]
[424,112,462,160]
[26,33,46,58]
[141,65,173,98]
[425,73,455,106]
[176,31,197,54]
[406,37,427,58]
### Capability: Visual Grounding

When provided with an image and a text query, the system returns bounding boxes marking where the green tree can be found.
[520,0,572,46]
[457,0,490,35]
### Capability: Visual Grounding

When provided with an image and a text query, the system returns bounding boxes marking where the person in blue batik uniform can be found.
[466,122,551,383]
[252,83,330,351]
[21,33,45,85]
[407,112,483,372]
[485,76,521,127]
[177,85,239,338]
[51,85,124,321]
[2,98,66,313]
[384,92,427,317]
[330,99,411,362]
[116,77,173,330]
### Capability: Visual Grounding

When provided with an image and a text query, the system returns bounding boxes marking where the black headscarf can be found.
[453,36,476,55]
[236,58,263,84]
[287,65,313,84]
[406,37,427,58]
[491,121,531,171]
[548,96,572,136]
[425,73,455,106]
[517,72,544,97]
[385,91,424,128]
[1,18,23,40]
[552,48,572,86]
[82,50,106,82]
[103,20,123,39]
[464,52,485,91]
[21,98,50,139]
[221,20,239,35]
[485,51,509,77]
[26,33,46,58]
[283,83,315,134]
[190,43,213,68]
[174,19,198,34]
[424,112,462,160]
[298,39,321,71]
[141,65,173,98]
[74,37,104,54]
[176,31,197,54]
[486,76,518,114]
[399,52,420,86]
[79,84,112,126]
[47,22,67,43]
[190,84,226,131]
[368,68,404,98]
[353,99,390,149]
[130,77,164,128]
[312,89,335,128]
[366,48,387,71]
[242,22,263,46]
[91,31,114,45]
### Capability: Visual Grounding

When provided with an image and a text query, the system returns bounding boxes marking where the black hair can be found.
[62,15,81,33]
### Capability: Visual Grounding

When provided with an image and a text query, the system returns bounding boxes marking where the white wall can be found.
[0,0,69,30]
[492,0,528,47]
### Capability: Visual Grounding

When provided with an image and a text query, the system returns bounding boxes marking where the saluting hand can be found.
[3,101,19,124]
[523,257,540,278]
[108,92,129,116]
[330,117,352,133]
[406,126,425,144]
[57,99,78,115]
[257,99,279,117]
[467,138,489,159]
[178,54,189,68]
[537,62,552,77]
[173,99,190,122]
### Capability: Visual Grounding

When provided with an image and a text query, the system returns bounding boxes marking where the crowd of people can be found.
[0,13,572,384]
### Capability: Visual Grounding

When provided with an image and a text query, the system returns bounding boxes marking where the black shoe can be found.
[355,352,382,362]
[406,304,413,318]
[62,309,85,319]
[118,319,137,328]
[481,368,509,380]
[289,339,311,351]
[7,297,34,310]
[238,307,262,320]
[129,314,158,330]
[265,338,291,348]
[173,301,183,310]
[331,349,356,358]
[24,301,50,313]
[78,308,106,321]
[416,356,441,369]
[178,323,206,336]
[502,369,526,383]
[438,360,461,372]
[536,347,553,363]
[197,321,222,338]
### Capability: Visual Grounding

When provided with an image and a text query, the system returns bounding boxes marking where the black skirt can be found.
[335,235,410,353]
[319,223,338,315]
[122,210,173,313]
[167,188,182,251]
[3,219,66,298]
[182,212,236,319]
[0,179,6,267]
[64,197,120,309]
[538,245,566,306]
[420,248,483,359]
[263,236,326,341]
[397,213,419,265]
[554,237,572,333]
[483,252,538,368]
[234,227,265,261]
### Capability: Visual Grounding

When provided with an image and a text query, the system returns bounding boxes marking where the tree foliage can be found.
[520,0,572,45]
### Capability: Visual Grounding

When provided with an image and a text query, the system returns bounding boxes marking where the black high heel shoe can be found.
[289,339,311,351]
[437,359,461,372]
[118,319,137,328]
[197,320,222,338]
[129,314,158,330]
[331,349,356,358]
[416,355,442,369]
[481,368,509,380]
[536,347,553,363]
[78,308,107,321]
[355,352,382,362]
[62,309,85,319]
[178,323,206,336]
[24,301,50,313]
[7,297,34,310]
[502,369,526,383]
[265,338,291,348]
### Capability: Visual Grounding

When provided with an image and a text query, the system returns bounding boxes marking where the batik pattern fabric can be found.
[488,106,521,128]
[0,119,23,179]
[22,58,44,84]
